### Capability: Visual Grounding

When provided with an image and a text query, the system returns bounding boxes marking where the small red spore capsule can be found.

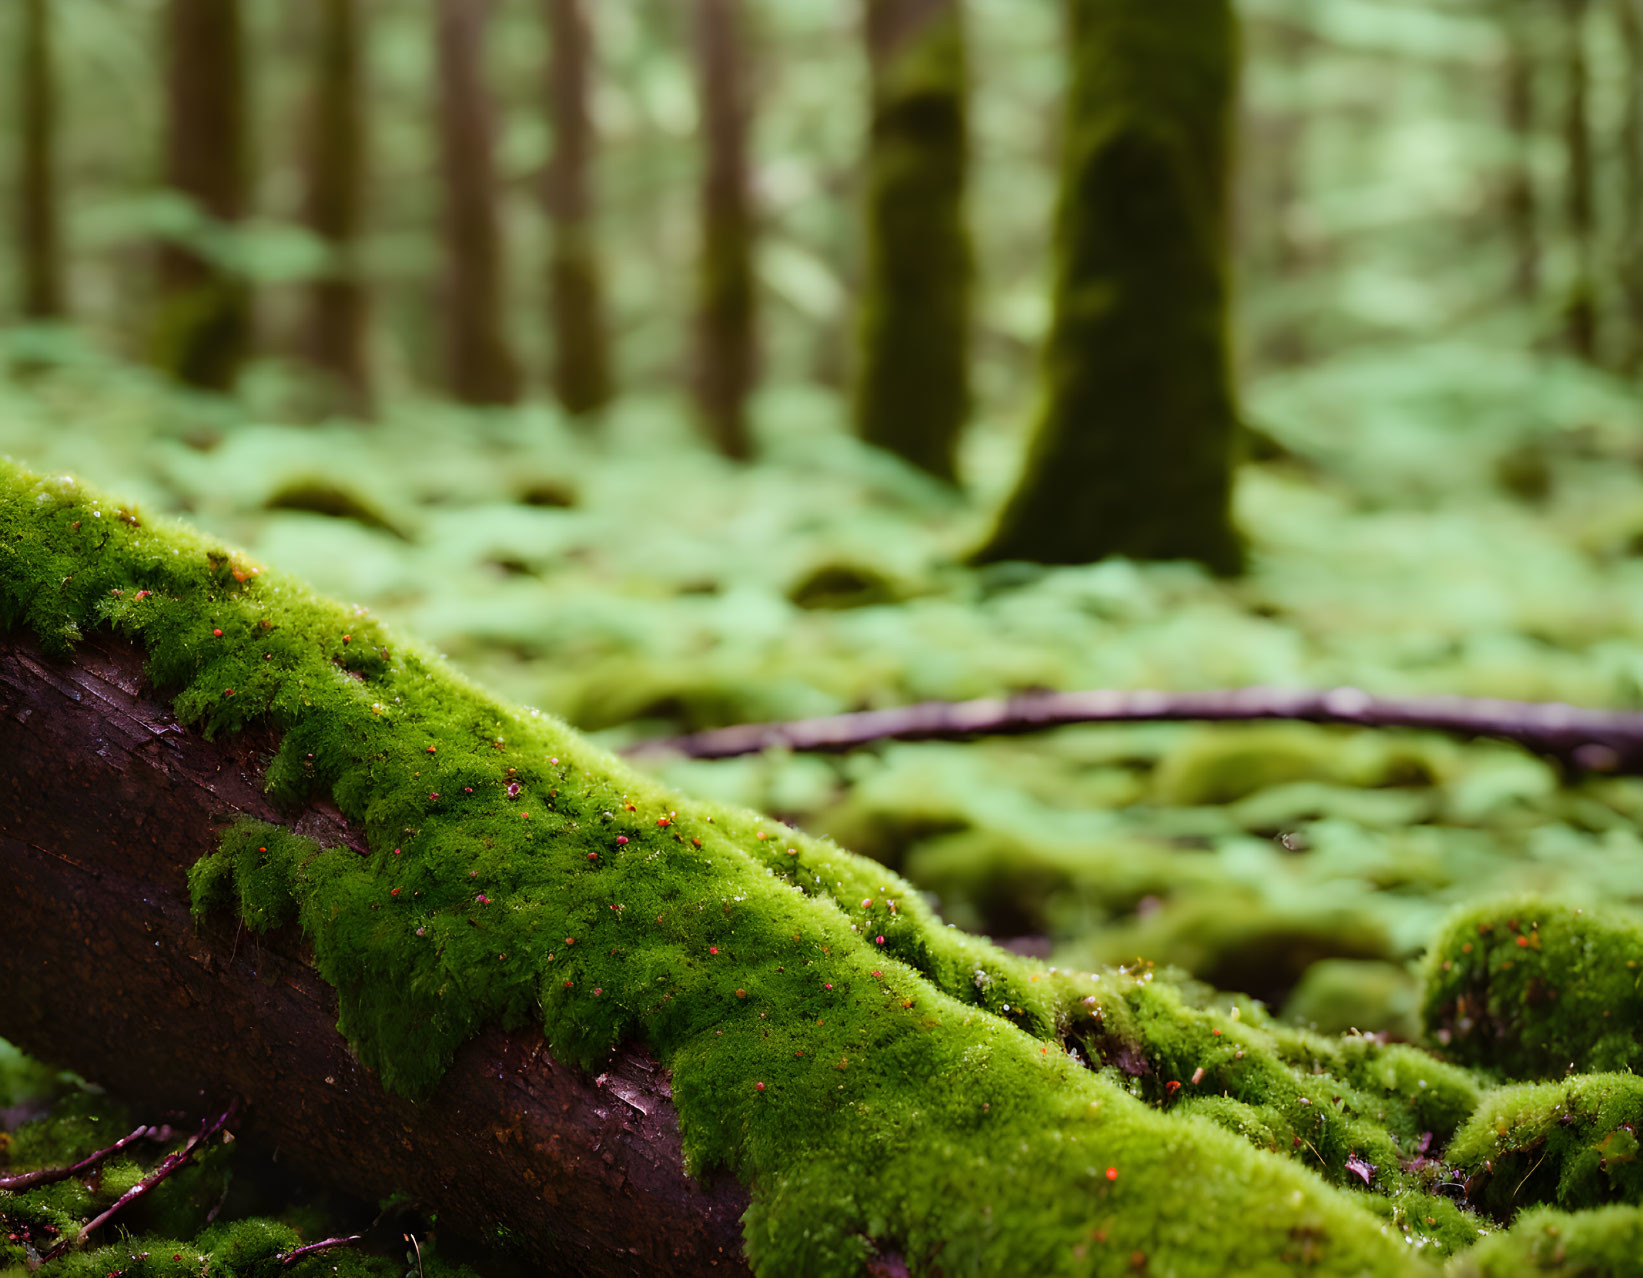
[875,935,885,945]
[657,817,670,828]
[592,988,602,997]
[426,745,436,754]
[1516,935,1529,948]
[390,888,400,897]
[341,634,352,644]
[616,836,628,846]
[755,1082,765,1092]
[587,852,598,861]
[1106,1167,1118,1181]
[709,946,719,955]
[212,628,223,638]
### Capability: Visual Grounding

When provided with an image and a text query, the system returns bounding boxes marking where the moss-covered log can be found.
[853,0,971,482]
[973,0,1243,574]
[0,459,1472,1274]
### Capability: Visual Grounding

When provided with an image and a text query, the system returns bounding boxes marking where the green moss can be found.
[2,458,1446,1274]
[1283,960,1422,1041]
[1447,1074,1643,1216]
[854,0,970,482]
[1449,1204,1643,1276]
[1419,899,1643,1079]
[972,0,1243,572]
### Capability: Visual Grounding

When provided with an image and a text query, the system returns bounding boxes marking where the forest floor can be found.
[6,328,1643,1036]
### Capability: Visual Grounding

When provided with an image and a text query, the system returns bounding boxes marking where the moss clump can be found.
[1419,899,1643,1079]
[264,477,410,540]
[1449,1204,1643,1276]
[1447,1074,1643,1217]
[2,458,1444,1274]
[972,0,1243,573]
[854,0,971,482]
[1283,959,1422,1041]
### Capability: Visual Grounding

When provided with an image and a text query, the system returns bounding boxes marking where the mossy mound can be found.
[1419,900,1643,1079]
[0,457,1445,1273]
[1449,1204,1643,1276]
[1447,1074,1643,1216]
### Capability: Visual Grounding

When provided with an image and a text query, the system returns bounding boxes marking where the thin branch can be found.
[625,686,1643,775]
[279,1234,363,1267]
[0,1124,154,1192]
[38,1101,239,1264]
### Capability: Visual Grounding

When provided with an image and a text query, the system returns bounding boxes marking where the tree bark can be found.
[0,629,749,1276]
[544,0,614,418]
[154,0,251,391]
[972,0,1243,574]
[853,0,970,482]
[435,0,522,406]
[1501,5,1540,304]
[1561,0,1597,362]
[691,0,757,460]
[303,0,374,418]
[17,0,63,321]
[1617,0,1643,373]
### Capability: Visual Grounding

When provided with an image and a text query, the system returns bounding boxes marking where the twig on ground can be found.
[278,1234,363,1267]
[626,685,1643,776]
[0,1124,155,1192]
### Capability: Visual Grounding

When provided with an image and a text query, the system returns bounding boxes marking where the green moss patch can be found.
[1420,900,1643,1079]
[1450,1204,1643,1276]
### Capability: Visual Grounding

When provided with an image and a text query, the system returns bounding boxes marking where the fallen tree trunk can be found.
[0,628,751,1276]
[628,685,1643,774]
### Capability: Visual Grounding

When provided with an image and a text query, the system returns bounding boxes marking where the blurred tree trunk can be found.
[973,0,1243,574]
[435,0,521,406]
[853,0,970,482]
[1502,7,1540,304]
[17,0,63,321]
[154,0,250,391]
[304,0,373,418]
[691,0,756,459]
[1561,0,1597,362]
[544,0,613,418]
[1618,0,1643,373]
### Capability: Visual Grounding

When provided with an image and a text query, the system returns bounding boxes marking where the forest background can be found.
[5,0,1643,1270]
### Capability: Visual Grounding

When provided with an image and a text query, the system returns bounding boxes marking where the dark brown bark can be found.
[544,0,613,417]
[0,629,749,1276]
[435,0,522,406]
[691,0,757,459]
[155,0,251,391]
[304,0,374,418]
[1561,0,1597,361]
[628,685,1643,777]
[17,0,63,320]
[1502,7,1540,303]
[1618,0,1643,372]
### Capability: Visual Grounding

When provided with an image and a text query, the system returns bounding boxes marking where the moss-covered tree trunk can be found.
[691,0,757,460]
[1618,0,1643,373]
[435,0,521,406]
[853,0,970,482]
[973,0,1243,574]
[303,0,373,418]
[1502,7,1540,304]
[544,0,613,418]
[154,0,251,392]
[17,0,62,321]
[1561,0,1597,362]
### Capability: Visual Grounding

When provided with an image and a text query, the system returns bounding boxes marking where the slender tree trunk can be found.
[1502,7,1540,304]
[18,0,63,320]
[1561,0,1597,362]
[434,0,522,406]
[691,0,757,459]
[853,0,970,482]
[544,0,613,417]
[153,0,250,391]
[973,0,1243,574]
[1618,0,1643,373]
[303,0,373,418]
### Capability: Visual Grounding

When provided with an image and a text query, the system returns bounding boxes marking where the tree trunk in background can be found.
[853,0,970,482]
[303,0,373,418]
[1618,0,1643,374]
[544,0,613,418]
[973,0,1243,574]
[17,0,63,321]
[691,0,756,459]
[154,0,250,391]
[435,0,521,406]
[1502,7,1540,304]
[1561,0,1597,362]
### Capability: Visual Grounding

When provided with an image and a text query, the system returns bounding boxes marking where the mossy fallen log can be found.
[0,458,1477,1274]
